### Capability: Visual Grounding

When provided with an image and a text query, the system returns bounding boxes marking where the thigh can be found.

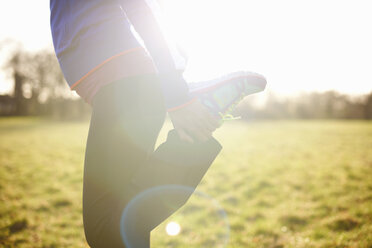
[83,75,166,247]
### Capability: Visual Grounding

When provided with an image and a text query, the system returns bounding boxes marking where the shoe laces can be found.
[219,92,245,121]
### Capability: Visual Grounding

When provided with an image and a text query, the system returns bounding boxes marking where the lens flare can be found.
[120,185,230,248]
[166,221,181,236]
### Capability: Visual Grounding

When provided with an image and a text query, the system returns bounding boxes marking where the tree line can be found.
[236,91,372,120]
[0,43,371,120]
[0,41,90,120]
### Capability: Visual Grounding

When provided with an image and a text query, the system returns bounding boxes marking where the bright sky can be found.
[0,0,371,95]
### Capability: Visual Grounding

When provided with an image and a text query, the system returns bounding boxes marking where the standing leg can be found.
[83,75,166,248]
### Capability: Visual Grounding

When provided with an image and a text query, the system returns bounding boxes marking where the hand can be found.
[168,99,220,143]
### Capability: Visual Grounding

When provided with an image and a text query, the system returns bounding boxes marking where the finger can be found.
[188,122,212,142]
[200,106,220,128]
[193,116,213,135]
[177,128,194,143]
[202,116,218,132]
[196,113,218,133]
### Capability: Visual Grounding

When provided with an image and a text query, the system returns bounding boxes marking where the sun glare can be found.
[1,1,371,95]
[166,221,181,236]
[161,0,253,80]
[160,0,372,95]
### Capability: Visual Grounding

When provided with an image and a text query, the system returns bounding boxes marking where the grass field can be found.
[0,117,371,248]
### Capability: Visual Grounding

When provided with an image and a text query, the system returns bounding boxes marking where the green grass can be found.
[0,117,371,247]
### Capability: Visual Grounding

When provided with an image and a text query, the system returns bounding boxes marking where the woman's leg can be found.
[83,74,222,248]
[128,129,222,233]
[83,75,166,248]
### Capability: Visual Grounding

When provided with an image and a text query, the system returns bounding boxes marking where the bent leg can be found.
[83,75,222,247]
[129,130,222,233]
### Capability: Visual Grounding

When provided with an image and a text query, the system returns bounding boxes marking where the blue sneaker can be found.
[189,71,267,120]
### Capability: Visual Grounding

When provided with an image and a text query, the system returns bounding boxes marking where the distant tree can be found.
[364,92,372,120]
[4,48,29,115]
[2,41,69,115]
[25,50,68,115]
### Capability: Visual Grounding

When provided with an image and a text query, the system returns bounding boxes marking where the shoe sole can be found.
[189,71,267,95]
[189,71,267,114]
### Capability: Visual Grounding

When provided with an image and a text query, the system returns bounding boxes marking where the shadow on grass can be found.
[279,214,308,231]
[327,217,359,232]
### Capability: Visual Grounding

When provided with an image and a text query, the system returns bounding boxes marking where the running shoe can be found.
[189,71,267,121]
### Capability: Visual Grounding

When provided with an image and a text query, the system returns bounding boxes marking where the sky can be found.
[0,0,371,96]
